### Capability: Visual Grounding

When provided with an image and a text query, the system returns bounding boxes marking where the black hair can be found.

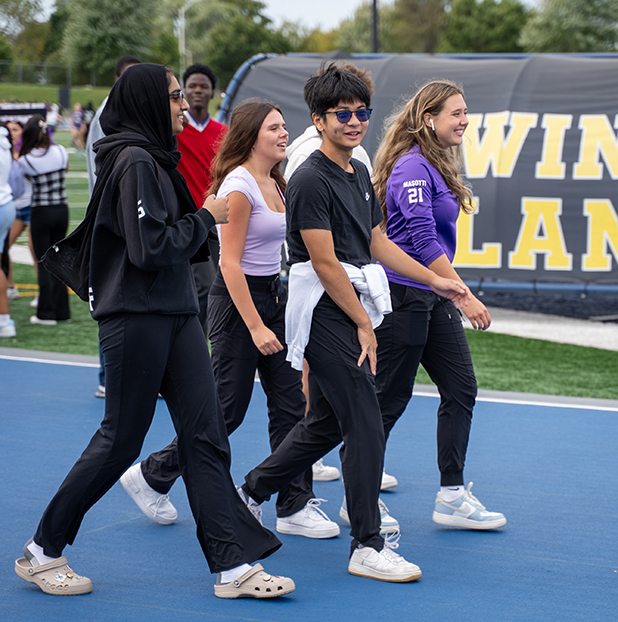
[182,63,217,90]
[303,63,371,117]
[115,55,142,78]
[19,114,51,156]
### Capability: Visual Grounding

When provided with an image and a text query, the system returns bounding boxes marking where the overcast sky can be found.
[262,0,364,30]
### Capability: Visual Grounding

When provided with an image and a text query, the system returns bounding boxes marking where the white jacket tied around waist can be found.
[285,261,392,371]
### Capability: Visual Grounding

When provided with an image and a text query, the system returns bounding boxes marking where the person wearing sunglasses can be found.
[16,64,294,600]
[236,64,471,583]
[284,62,399,496]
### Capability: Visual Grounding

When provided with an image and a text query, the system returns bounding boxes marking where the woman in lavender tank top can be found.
[121,100,341,540]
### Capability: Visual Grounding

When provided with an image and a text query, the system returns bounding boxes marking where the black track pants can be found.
[141,273,314,517]
[243,295,384,545]
[375,283,477,487]
[34,313,281,572]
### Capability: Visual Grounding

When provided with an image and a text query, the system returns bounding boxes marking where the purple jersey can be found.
[382,146,460,290]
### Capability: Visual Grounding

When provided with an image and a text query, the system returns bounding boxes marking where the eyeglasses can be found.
[323,108,372,123]
[169,90,185,103]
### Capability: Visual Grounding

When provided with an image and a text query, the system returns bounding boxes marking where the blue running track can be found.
[1,350,616,622]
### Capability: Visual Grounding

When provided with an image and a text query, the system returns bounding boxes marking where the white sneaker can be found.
[348,531,422,582]
[237,486,263,525]
[339,496,400,534]
[29,295,39,308]
[6,286,19,300]
[312,458,340,481]
[381,470,398,491]
[120,463,177,525]
[276,498,340,538]
[0,319,16,338]
[433,482,506,530]
[94,385,105,399]
[30,316,56,326]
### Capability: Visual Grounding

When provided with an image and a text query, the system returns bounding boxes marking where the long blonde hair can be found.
[373,80,474,229]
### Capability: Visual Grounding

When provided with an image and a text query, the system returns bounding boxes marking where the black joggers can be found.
[140,273,314,518]
[375,283,477,487]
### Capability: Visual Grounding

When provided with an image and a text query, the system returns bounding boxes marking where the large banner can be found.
[222,53,618,284]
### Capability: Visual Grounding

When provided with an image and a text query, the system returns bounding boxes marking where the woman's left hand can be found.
[430,276,472,309]
[462,295,491,330]
[202,194,229,224]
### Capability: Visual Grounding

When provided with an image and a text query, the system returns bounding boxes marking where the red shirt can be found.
[177,115,227,208]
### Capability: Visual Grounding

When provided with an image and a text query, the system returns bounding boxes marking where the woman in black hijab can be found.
[15,64,294,600]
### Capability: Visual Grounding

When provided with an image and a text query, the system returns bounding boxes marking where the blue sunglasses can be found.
[323,108,372,123]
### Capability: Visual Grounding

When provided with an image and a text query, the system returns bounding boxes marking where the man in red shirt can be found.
[177,63,227,334]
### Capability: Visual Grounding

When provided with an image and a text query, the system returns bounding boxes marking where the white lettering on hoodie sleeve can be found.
[137,199,145,219]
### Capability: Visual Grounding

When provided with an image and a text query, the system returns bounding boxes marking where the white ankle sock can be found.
[441,485,464,502]
[220,563,252,584]
[26,540,59,567]
[0,314,10,324]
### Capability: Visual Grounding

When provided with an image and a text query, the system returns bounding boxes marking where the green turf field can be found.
[2,83,111,108]
[4,132,618,400]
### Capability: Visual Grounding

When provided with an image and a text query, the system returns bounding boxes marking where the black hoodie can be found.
[88,133,214,319]
[41,64,215,319]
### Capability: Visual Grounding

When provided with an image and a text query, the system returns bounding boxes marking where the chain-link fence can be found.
[0,60,71,86]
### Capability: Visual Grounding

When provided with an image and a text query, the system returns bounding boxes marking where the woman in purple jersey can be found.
[372,80,506,530]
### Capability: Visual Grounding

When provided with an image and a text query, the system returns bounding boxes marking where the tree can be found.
[335,1,397,53]
[0,32,13,59]
[0,0,41,38]
[390,0,448,53]
[43,4,69,59]
[439,0,529,53]
[520,0,618,52]
[279,21,338,54]
[205,13,290,88]
[13,17,47,59]
[62,0,162,81]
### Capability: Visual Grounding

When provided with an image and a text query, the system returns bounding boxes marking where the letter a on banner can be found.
[582,199,618,271]
[509,198,572,270]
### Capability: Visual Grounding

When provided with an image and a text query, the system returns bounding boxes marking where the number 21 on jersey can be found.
[408,187,424,203]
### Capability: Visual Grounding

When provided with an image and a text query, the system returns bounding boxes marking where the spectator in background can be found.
[5,120,36,302]
[177,63,227,335]
[83,102,95,144]
[70,102,84,149]
[45,103,60,134]
[86,55,142,398]
[0,124,17,337]
[19,115,70,325]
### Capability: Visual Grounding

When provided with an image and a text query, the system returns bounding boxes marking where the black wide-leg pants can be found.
[243,295,384,547]
[140,273,314,517]
[30,203,70,321]
[34,313,280,572]
[375,283,477,487]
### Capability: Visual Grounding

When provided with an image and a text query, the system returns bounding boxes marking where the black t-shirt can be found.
[286,150,383,268]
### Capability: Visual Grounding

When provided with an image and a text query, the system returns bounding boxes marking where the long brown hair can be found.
[210,98,286,195]
[373,80,474,229]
